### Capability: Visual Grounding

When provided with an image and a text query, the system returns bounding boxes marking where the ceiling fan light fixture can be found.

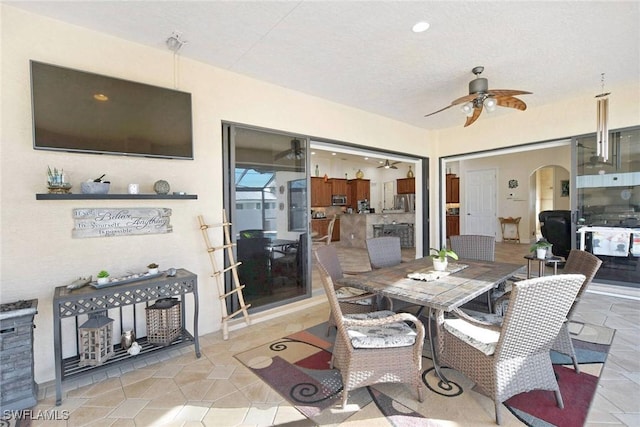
[412,21,430,33]
[461,101,474,117]
[483,97,497,112]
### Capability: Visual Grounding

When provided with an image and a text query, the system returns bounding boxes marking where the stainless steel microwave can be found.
[332,195,347,206]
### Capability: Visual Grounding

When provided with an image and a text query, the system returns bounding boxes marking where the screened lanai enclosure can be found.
[223,125,310,311]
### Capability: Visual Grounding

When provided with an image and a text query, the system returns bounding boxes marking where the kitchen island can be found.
[340,212,415,249]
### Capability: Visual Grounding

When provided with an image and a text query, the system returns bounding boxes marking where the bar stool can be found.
[498,217,521,243]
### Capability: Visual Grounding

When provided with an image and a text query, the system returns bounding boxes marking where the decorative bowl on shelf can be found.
[81,182,110,194]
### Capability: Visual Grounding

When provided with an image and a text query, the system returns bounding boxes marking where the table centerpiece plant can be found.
[429,247,458,271]
[147,263,159,274]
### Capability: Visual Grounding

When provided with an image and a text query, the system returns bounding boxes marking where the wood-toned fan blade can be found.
[495,96,527,111]
[274,150,290,160]
[424,104,455,117]
[464,106,483,127]
[489,89,532,97]
[450,93,479,106]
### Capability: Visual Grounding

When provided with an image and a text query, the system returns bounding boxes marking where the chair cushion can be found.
[336,286,373,305]
[443,318,500,356]
[345,310,417,348]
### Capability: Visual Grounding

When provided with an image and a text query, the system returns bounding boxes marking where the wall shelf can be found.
[36,193,197,200]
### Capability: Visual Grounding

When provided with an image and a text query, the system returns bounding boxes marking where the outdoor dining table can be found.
[336,257,525,384]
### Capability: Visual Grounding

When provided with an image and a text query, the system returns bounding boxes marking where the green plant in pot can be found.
[429,247,458,272]
[97,270,110,285]
[530,239,553,259]
[147,263,159,274]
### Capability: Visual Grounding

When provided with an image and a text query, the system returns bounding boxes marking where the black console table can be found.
[52,269,200,405]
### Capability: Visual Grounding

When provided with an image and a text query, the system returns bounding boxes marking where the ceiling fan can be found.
[274,138,304,160]
[425,66,532,127]
[377,159,400,169]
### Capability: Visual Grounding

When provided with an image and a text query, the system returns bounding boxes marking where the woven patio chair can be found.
[365,236,412,312]
[494,249,602,372]
[437,273,585,425]
[450,234,499,311]
[315,245,425,408]
[314,245,376,335]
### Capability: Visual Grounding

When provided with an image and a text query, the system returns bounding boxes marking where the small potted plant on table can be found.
[96,270,110,285]
[147,263,159,275]
[530,238,553,259]
[430,247,459,272]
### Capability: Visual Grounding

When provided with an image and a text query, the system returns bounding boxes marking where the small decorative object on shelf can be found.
[47,166,72,194]
[120,330,135,350]
[78,311,114,367]
[407,166,414,178]
[81,174,110,194]
[146,298,181,346]
[147,263,159,274]
[530,238,553,259]
[429,247,459,272]
[153,179,171,195]
[315,164,320,177]
[355,169,364,179]
[96,270,110,285]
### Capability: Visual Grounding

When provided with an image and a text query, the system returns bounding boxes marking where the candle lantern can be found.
[78,311,114,366]
[146,298,181,346]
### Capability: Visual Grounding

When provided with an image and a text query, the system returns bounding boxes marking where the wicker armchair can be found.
[314,245,376,335]
[437,274,585,425]
[365,236,411,312]
[315,245,425,407]
[493,249,602,372]
[450,235,498,311]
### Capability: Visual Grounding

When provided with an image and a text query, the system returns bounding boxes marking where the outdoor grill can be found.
[0,299,38,412]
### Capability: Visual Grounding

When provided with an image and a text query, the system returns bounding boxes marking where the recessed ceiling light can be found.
[331,152,336,156]
[364,157,369,160]
[93,93,109,101]
[412,21,430,33]
[311,151,316,155]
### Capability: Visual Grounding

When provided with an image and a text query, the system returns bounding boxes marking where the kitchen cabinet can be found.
[311,177,331,207]
[446,174,460,203]
[446,215,460,237]
[347,179,370,209]
[329,178,348,195]
[397,178,415,194]
[332,218,340,241]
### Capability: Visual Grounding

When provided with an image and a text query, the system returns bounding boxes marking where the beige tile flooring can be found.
[31,243,640,426]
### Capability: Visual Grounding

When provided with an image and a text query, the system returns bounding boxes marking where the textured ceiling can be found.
[7,1,640,130]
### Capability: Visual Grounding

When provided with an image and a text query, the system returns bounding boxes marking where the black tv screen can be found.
[30,61,193,159]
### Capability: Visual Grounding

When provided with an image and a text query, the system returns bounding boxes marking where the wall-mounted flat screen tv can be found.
[30,60,193,159]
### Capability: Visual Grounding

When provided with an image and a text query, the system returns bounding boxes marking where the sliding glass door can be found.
[574,126,640,286]
[223,124,310,311]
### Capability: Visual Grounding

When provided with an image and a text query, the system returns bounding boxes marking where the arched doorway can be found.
[529,165,570,240]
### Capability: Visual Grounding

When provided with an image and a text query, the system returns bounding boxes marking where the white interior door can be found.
[464,169,497,236]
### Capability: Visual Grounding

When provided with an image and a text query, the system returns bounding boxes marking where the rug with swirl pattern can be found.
[234,321,612,426]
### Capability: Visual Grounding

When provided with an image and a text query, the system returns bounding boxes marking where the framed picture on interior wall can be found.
[561,180,570,197]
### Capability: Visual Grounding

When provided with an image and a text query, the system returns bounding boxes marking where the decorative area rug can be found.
[234,321,613,426]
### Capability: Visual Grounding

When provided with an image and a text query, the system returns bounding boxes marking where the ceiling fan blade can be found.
[273,150,290,160]
[495,96,527,111]
[464,106,483,127]
[450,93,479,106]
[424,104,455,117]
[489,89,532,97]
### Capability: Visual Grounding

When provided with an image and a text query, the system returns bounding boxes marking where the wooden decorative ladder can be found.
[198,210,251,340]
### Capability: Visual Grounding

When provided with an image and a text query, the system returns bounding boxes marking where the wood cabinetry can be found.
[310,177,331,207]
[397,178,415,194]
[329,178,347,195]
[347,179,370,209]
[446,215,460,237]
[332,218,340,241]
[446,174,460,203]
